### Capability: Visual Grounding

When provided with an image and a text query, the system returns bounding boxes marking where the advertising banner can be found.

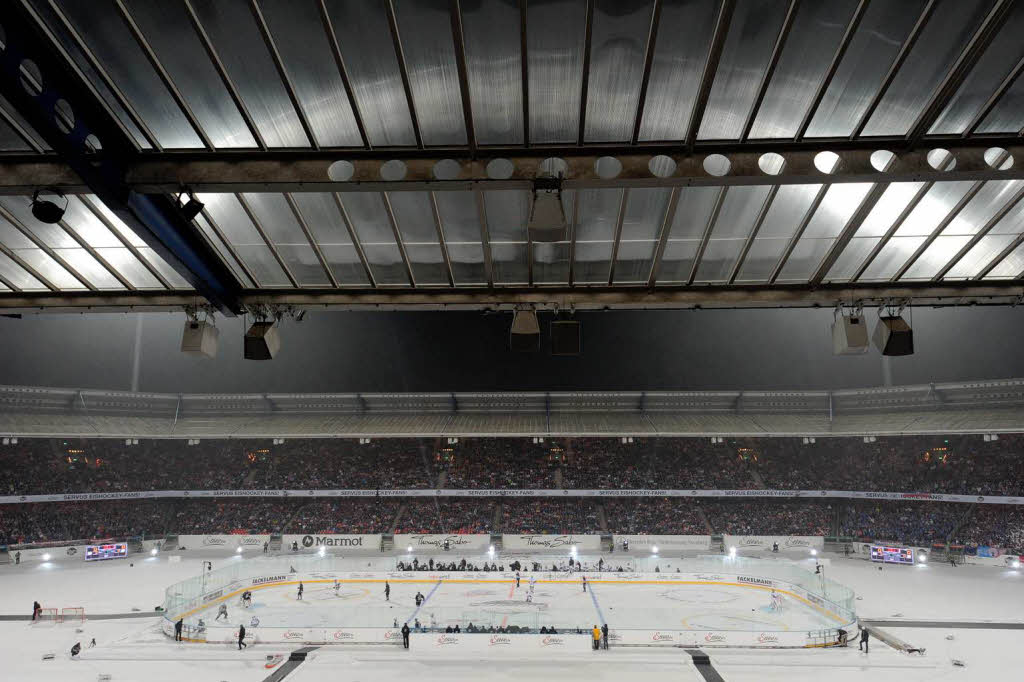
[613,535,711,551]
[723,536,824,551]
[176,535,271,550]
[394,534,491,552]
[280,534,381,551]
[4,488,1022,505]
[501,535,602,552]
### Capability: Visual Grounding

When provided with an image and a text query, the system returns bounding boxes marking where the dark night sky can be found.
[0,306,1021,393]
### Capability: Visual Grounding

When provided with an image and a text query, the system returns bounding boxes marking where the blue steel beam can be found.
[0,1,243,314]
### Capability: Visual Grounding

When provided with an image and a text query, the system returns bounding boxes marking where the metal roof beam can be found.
[631,0,662,145]
[3,281,1024,313]
[739,0,800,143]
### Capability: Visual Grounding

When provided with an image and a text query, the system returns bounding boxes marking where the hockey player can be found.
[769,590,783,611]
[297,582,304,601]
[526,580,535,604]
[242,590,252,608]
[333,580,341,595]
[515,571,521,588]
[582,576,587,593]
[70,642,81,658]
[215,603,228,621]
[32,601,41,621]
[385,581,390,601]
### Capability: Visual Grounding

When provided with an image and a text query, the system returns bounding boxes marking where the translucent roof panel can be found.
[52,0,203,148]
[526,0,587,144]
[435,192,484,244]
[802,183,874,239]
[755,184,823,240]
[824,236,881,282]
[123,0,257,148]
[862,0,997,136]
[636,0,718,141]
[0,115,32,152]
[664,187,720,240]
[900,234,973,280]
[404,244,449,285]
[930,0,1024,134]
[491,242,528,285]
[447,242,487,286]
[940,180,1024,236]
[804,0,928,138]
[854,183,927,237]
[584,0,654,142]
[391,0,467,146]
[534,241,570,284]
[0,252,47,291]
[982,240,1024,278]
[324,0,417,146]
[734,238,788,282]
[575,189,623,242]
[483,191,530,243]
[460,0,523,145]
[749,0,859,139]
[573,240,614,284]
[694,238,746,282]
[188,0,311,147]
[387,192,440,244]
[859,236,927,280]
[776,237,836,281]
[654,239,699,283]
[613,239,658,283]
[893,182,975,237]
[258,0,363,147]
[697,0,788,140]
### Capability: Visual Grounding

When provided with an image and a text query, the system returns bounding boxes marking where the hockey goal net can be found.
[62,607,86,624]
[35,607,59,623]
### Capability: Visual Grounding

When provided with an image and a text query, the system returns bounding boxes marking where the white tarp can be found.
[2,488,1019,505]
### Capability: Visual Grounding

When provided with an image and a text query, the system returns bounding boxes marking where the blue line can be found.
[405,579,443,626]
[587,581,606,626]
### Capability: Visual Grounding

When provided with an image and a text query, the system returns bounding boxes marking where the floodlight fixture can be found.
[31,188,67,224]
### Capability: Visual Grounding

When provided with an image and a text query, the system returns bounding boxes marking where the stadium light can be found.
[31,188,67,224]
[488,545,495,554]
[810,549,817,556]
[151,548,158,556]
[1013,560,1021,569]
[528,176,567,242]
[652,546,659,554]
[918,552,927,563]
[728,546,736,557]
[407,545,413,553]
[235,547,242,554]
[42,553,51,561]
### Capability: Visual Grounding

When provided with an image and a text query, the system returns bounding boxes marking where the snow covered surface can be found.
[2,551,1023,681]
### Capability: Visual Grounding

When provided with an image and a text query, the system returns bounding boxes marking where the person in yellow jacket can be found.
[592,625,601,650]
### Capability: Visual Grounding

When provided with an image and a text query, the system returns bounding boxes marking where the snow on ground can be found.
[2,551,1023,681]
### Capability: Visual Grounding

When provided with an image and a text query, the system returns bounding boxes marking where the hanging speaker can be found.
[551,320,581,356]
[244,321,280,360]
[873,315,913,356]
[832,314,868,355]
[510,310,540,352]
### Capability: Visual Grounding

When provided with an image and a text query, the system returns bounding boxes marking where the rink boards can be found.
[163,570,854,649]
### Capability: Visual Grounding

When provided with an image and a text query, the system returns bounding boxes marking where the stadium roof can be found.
[2,378,1023,438]
[2,0,1024,314]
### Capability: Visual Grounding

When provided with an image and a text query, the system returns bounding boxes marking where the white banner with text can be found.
[2,489,1020,505]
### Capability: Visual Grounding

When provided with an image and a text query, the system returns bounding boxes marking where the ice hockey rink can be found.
[181,573,838,634]
[3,551,1024,682]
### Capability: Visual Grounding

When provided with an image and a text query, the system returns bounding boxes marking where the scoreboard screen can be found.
[870,545,914,564]
[85,543,128,561]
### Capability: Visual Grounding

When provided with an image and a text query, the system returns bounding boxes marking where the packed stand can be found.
[168,499,301,535]
[0,500,175,544]
[396,498,495,534]
[648,442,758,489]
[955,505,1024,552]
[603,498,707,534]
[500,499,601,534]
[285,499,401,534]
[749,435,1024,496]
[244,440,434,489]
[703,500,832,536]
[559,438,655,488]
[438,439,558,488]
[840,502,964,546]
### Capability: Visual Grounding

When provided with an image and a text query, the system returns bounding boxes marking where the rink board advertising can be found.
[870,545,914,564]
[85,543,128,561]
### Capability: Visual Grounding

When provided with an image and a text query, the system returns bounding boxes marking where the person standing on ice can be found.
[297,582,304,601]
[32,601,41,621]
[216,603,228,621]
[582,575,587,592]
[238,623,247,650]
[174,618,183,641]
[333,580,340,595]
[401,622,410,649]
[385,581,390,601]
[858,625,869,653]
[515,571,521,588]
[591,625,601,650]
[602,623,609,649]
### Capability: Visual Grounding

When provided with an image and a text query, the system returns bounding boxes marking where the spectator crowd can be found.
[1,436,1022,552]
